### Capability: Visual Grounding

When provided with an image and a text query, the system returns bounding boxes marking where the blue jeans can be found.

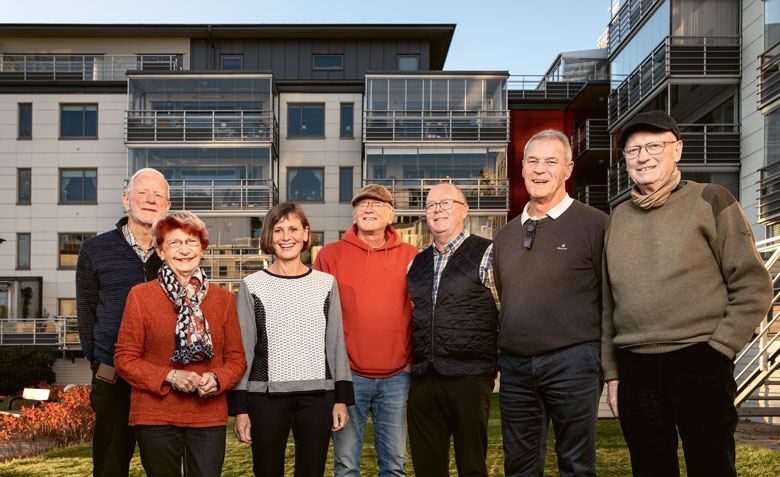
[333,370,410,477]
[499,343,602,477]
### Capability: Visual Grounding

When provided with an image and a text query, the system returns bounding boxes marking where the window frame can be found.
[59,168,98,204]
[17,168,31,205]
[59,103,98,139]
[18,103,32,140]
[221,54,243,71]
[287,167,325,202]
[340,102,354,138]
[312,54,344,71]
[398,55,420,71]
[58,232,96,270]
[339,167,353,203]
[287,103,326,138]
[16,233,31,270]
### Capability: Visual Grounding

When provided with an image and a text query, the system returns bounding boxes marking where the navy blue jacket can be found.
[76,218,162,366]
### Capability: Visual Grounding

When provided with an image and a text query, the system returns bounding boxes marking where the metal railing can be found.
[126,110,279,149]
[508,74,609,100]
[0,317,79,349]
[759,42,780,110]
[0,54,183,81]
[758,161,780,224]
[678,123,740,166]
[608,0,662,56]
[575,185,609,213]
[607,159,632,201]
[609,36,741,125]
[365,178,509,212]
[363,110,508,142]
[167,179,278,212]
[572,119,609,160]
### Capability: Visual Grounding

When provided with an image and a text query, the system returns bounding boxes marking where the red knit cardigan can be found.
[114,280,247,427]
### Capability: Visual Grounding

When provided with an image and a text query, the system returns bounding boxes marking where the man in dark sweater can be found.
[602,111,773,477]
[76,168,170,477]
[406,183,500,477]
[493,129,607,477]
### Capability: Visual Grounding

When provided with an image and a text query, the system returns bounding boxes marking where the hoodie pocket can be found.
[346,329,409,375]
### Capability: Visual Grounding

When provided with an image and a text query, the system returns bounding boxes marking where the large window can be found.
[17,233,30,270]
[222,55,243,70]
[287,168,324,201]
[58,233,95,269]
[18,103,32,139]
[610,0,669,83]
[288,104,325,137]
[60,104,97,138]
[17,168,31,204]
[340,103,354,138]
[313,55,343,70]
[339,167,353,202]
[60,169,97,203]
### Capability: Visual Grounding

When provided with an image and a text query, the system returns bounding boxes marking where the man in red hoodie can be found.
[314,184,419,477]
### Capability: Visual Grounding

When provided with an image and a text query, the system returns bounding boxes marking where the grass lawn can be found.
[1,395,779,476]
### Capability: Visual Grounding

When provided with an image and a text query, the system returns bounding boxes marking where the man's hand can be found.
[234,413,252,444]
[197,372,218,398]
[331,403,349,432]
[607,380,619,418]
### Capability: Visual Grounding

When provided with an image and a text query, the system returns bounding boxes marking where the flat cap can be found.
[351,184,394,207]
[618,110,681,149]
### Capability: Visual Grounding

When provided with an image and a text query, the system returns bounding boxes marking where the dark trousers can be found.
[247,391,335,477]
[134,425,226,477]
[617,343,738,477]
[498,344,602,477]
[90,364,135,477]
[407,371,494,477]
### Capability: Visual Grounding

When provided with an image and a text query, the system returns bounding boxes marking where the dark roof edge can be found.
[365,70,509,77]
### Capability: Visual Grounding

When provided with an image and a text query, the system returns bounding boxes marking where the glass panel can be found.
[128,77,272,112]
[430,79,449,111]
[287,168,302,200]
[398,55,419,71]
[339,167,353,202]
[610,0,669,80]
[58,298,76,316]
[60,170,82,202]
[313,55,343,69]
[18,168,31,204]
[61,105,85,137]
[59,233,95,268]
[340,103,354,137]
[288,104,302,136]
[84,169,97,202]
[222,55,243,71]
[389,79,405,111]
[18,103,32,139]
[450,79,465,112]
[767,0,780,49]
[407,79,423,111]
[301,104,324,137]
[767,108,780,166]
[17,233,30,269]
[300,169,324,201]
[0,284,8,318]
[370,79,388,111]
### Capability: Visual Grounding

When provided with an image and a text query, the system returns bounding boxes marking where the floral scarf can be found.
[157,263,214,364]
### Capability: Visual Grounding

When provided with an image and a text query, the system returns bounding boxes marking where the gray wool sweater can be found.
[601,181,773,381]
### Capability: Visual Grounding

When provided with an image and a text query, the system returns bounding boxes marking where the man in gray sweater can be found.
[602,111,773,477]
[493,129,607,477]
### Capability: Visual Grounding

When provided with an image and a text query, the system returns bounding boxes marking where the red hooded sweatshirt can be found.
[314,224,419,378]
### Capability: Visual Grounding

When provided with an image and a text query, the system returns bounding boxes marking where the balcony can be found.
[126,110,279,149]
[609,36,741,125]
[608,159,632,202]
[678,123,740,167]
[201,247,271,282]
[575,185,609,214]
[572,119,609,162]
[363,111,508,143]
[0,317,80,350]
[168,179,278,213]
[0,54,183,81]
[366,178,509,213]
[760,42,780,111]
[508,75,603,100]
[759,162,780,224]
[608,0,662,56]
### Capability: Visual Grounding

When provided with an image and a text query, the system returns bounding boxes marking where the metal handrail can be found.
[167,178,278,211]
[200,247,272,281]
[365,178,509,212]
[126,110,278,146]
[363,110,509,142]
[759,41,780,110]
[572,119,609,159]
[0,317,79,348]
[0,54,183,81]
[608,0,662,56]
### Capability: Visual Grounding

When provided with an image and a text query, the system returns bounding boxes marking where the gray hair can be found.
[126,168,170,200]
[427,182,467,204]
[152,210,210,248]
[523,129,573,164]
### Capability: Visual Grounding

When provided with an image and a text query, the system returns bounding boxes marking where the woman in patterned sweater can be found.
[228,202,354,477]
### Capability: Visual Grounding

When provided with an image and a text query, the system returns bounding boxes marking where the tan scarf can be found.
[631,168,681,210]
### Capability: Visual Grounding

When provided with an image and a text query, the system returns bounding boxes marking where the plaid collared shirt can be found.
[431,229,500,310]
[122,224,156,263]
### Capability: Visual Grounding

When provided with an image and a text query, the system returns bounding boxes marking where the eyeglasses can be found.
[523,219,538,250]
[165,238,201,249]
[425,199,465,213]
[622,141,678,159]
[354,201,387,211]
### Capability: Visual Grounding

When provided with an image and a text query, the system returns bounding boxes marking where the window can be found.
[58,233,95,269]
[17,233,30,270]
[398,55,420,71]
[58,298,76,316]
[18,103,32,139]
[301,232,324,266]
[340,103,354,138]
[339,167,353,202]
[60,169,97,203]
[17,168,31,205]
[222,55,243,70]
[288,103,325,137]
[60,104,97,138]
[287,168,324,201]
[313,55,343,70]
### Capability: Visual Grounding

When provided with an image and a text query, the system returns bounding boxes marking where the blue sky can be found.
[3,0,612,76]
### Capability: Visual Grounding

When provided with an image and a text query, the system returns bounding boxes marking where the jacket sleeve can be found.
[114,288,174,395]
[210,294,247,395]
[325,278,354,405]
[226,279,257,415]
[600,217,619,382]
[75,241,97,363]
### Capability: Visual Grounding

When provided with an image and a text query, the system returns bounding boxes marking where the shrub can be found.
[0,347,56,395]
[0,385,94,461]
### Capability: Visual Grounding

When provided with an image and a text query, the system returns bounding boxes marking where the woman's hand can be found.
[197,372,218,398]
[234,413,252,444]
[331,403,349,432]
[167,369,202,393]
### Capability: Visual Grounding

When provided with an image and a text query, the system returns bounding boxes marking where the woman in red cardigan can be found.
[114,210,246,477]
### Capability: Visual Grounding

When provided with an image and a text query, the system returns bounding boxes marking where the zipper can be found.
[430,303,435,364]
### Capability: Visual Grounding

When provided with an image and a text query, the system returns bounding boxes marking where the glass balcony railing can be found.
[363,110,508,142]
[0,54,183,81]
[126,110,279,149]
[759,161,780,224]
[0,317,80,350]
[167,179,278,212]
[608,0,663,56]
[572,119,610,160]
[575,185,609,213]
[365,178,509,212]
[609,36,741,125]
[760,42,780,111]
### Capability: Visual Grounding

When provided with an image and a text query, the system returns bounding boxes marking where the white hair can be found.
[523,129,573,164]
[126,168,169,199]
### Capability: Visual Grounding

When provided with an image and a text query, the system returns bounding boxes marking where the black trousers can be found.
[407,371,494,477]
[90,363,135,477]
[134,425,226,477]
[617,343,738,477]
[247,391,335,477]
